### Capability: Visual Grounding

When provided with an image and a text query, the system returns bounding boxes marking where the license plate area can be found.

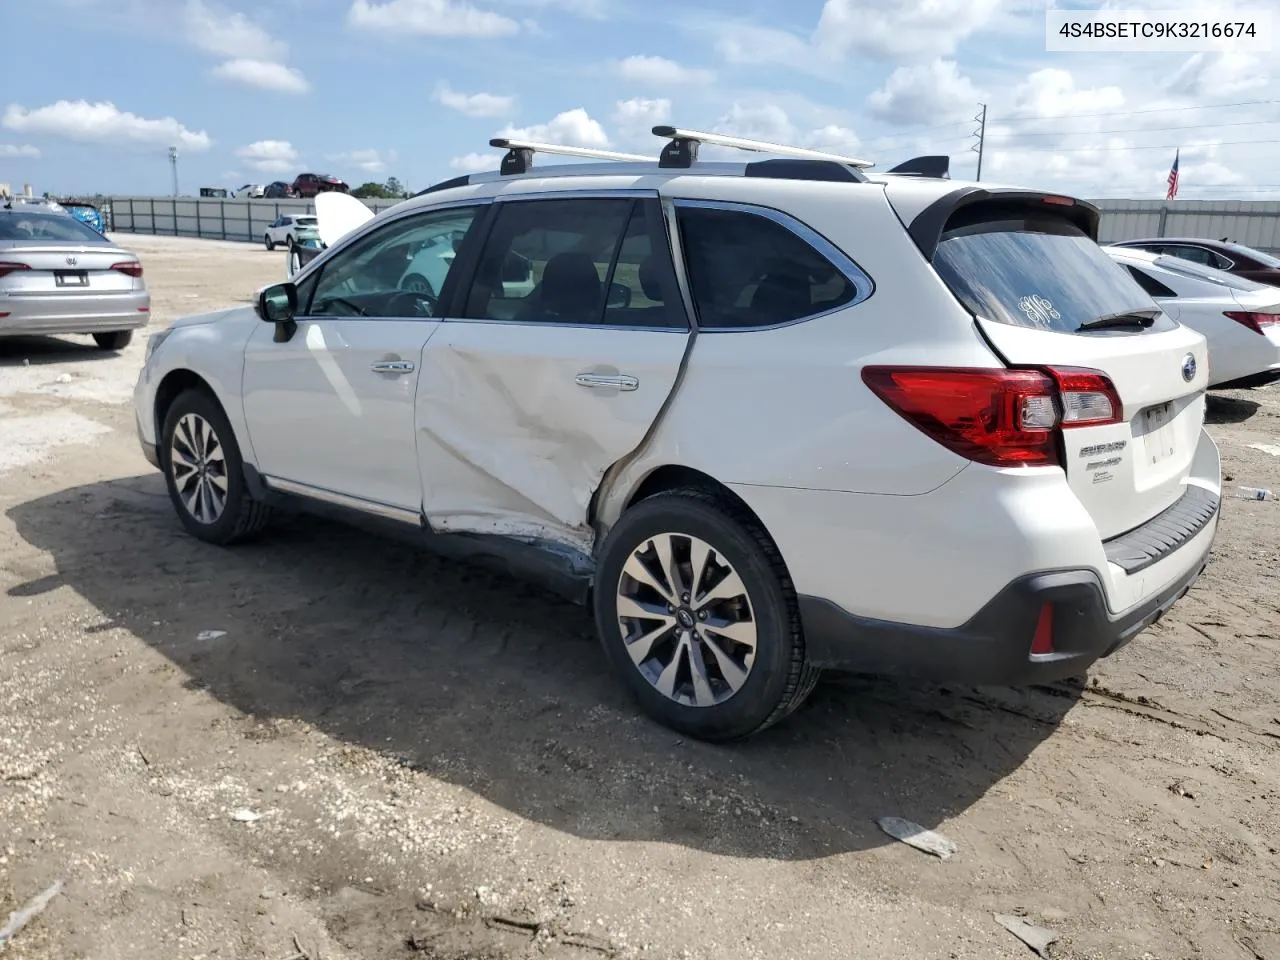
[54,271,89,287]
[1141,401,1176,465]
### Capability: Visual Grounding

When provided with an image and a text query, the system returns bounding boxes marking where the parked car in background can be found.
[1,205,149,350]
[8,196,64,212]
[291,173,349,198]
[263,181,296,199]
[237,184,266,199]
[1110,237,1280,287]
[264,214,320,251]
[200,187,229,198]
[135,129,1220,740]
[1107,245,1280,389]
[59,201,106,235]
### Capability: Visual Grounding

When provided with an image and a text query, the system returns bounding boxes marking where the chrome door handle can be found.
[575,373,638,391]
[371,360,415,374]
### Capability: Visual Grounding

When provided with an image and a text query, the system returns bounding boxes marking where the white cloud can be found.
[2,100,211,150]
[235,139,299,173]
[212,59,310,94]
[714,23,811,67]
[868,60,982,126]
[491,0,606,18]
[613,98,671,126]
[347,0,520,38]
[450,152,499,172]
[814,0,1004,59]
[434,82,516,118]
[612,55,714,86]
[329,148,397,174]
[184,0,285,60]
[1166,52,1270,97]
[1011,67,1126,120]
[497,108,609,147]
[0,144,41,159]
[708,103,860,158]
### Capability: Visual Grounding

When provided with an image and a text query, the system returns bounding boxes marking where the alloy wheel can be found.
[169,413,229,525]
[615,533,758,708]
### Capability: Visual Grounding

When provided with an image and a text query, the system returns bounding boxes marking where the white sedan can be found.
[1106,245,1280,389]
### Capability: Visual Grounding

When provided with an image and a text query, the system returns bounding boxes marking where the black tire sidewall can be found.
[264,235,274,250]
[93,330,133,350]
[593,493,798,741]
[160,390,251,544]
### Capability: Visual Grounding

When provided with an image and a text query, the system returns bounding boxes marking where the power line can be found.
[988,116,1280,140]
[994,97,1280,124]
[1002,136,1280,154]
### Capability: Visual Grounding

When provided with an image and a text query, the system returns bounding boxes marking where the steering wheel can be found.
[385,289,438,318]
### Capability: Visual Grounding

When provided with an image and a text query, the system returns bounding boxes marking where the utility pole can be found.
[971,104,987,181]
[168,145,179,197]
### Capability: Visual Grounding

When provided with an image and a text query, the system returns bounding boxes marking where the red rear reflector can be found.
[0,311,9,318]
[1042,195,1075,206]
[1224,310,1280,335]
[0,262,32,279]
[861,367,1059,467]
[862,365,1123,468]
[111,261,143,278]
[1030,603,1055,655]
[138,306,150,312]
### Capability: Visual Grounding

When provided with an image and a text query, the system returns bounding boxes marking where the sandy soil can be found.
[1,234,1278,960]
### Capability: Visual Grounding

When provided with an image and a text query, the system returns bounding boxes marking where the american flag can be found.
[1166,149,1180,200]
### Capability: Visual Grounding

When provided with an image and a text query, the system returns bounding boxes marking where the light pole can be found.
[168,145,179,197]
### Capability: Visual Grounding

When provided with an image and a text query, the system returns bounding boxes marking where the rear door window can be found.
[931,214,1174,333]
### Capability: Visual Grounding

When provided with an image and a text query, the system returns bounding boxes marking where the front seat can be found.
[530,252,603,324]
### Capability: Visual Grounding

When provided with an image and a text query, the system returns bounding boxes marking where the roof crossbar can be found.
[652,125,874,170]
[489,138,651,175]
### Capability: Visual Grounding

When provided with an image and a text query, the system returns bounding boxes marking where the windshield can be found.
[1224,242,1280,268]
[1154,254,1273,291]
[932,215,1164,333]
[0,211,108,243]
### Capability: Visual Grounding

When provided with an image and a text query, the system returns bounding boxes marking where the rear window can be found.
[1153,254,1272,291]
[932,215,1169,333]
[297,217,318,226]
[1224,242,1280,268]
[0,211,107,243]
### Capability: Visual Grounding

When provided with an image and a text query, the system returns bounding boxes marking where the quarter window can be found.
[675,205,859,329]
[304,206,480,319]
[1125,265,1178,299]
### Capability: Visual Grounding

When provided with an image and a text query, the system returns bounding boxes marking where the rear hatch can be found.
[925,197,1208,541]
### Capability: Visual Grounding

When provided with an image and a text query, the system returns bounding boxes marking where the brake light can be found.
[0,262,31,279]
[1224,310,1280,335]
[1042,195,1075,206]
[111,261,143,278]
[861,365,1123,468]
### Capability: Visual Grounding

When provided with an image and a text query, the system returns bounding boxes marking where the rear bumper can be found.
[0,291,151,336]
[799,537,1214,684]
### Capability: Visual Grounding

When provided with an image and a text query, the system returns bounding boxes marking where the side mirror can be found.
[606,281,631,309]
[256,282,297,323]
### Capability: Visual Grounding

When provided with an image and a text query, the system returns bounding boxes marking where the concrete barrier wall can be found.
[101,195,1280,254]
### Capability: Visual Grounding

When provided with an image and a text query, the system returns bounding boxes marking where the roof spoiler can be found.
[887,156,950,179]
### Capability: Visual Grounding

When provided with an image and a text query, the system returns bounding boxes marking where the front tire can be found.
[264,233,275,251]
[593,488,817,741]
[93,330,133,350]
[160,389,271,545]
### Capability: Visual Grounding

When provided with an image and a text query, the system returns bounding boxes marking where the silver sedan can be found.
[0,205,150,350]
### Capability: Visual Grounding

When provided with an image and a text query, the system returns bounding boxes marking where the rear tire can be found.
[264,234,275,251]
[93,330,133,350]
[593,487,817,741]
[160,388,271,545]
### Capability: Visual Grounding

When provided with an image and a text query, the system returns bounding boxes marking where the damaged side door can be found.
[416,192,691,550]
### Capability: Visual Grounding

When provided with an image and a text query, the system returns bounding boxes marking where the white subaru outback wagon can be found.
[133,127,1221,741]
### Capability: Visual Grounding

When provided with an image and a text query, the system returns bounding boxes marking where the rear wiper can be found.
[1076,310,1159,331]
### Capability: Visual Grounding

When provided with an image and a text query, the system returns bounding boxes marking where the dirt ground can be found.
[1,234,1278,960]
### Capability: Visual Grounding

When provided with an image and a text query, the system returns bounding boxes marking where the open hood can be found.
[315,191,375,248]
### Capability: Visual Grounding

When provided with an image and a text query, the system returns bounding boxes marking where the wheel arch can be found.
[153,369,229,452]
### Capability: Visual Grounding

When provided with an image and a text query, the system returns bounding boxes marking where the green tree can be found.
[384,176,406,198]
[351,181,393,199]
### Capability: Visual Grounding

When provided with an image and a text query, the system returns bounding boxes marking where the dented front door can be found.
[415,194,691,546]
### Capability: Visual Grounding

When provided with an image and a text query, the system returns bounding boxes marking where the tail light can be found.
[111,261,143,278]
[861,365,1122,469]
[1224,310,1280,335]
[0,262,31,279]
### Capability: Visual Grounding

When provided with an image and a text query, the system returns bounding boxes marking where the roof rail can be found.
[652,125,874,170]
[489,138,651,176]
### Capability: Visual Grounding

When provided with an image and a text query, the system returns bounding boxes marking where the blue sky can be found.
[2,0,1279,199]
